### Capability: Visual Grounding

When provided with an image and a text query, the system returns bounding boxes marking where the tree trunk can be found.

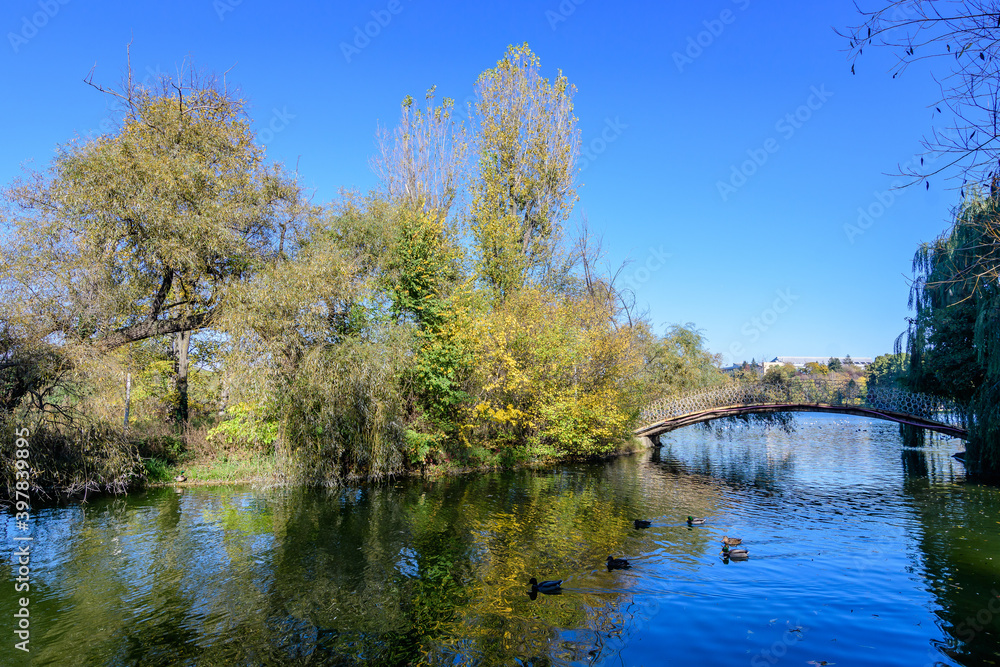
[172,330,191,424]
[124,371,132,432]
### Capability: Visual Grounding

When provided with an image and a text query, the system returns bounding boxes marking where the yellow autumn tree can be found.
[461,285,643,458]
[470,43,580,300]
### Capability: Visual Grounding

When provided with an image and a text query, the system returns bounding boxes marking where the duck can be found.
[174,472,187,483]
[606,556,631,570]
[722,536,742,546]
[721,545,749,560]
[528,577,562,592]
[687,516,706,526]
[633,519,651,529]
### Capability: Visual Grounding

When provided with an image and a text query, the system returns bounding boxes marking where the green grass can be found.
[144,457,175,483]
[146,453,280,485]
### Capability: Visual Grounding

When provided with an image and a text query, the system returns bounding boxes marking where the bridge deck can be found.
[635,402,968,440]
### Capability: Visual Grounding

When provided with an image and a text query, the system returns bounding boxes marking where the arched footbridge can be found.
[635,381,968,443]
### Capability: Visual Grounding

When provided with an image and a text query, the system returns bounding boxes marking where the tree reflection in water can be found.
[6,416,1000,666]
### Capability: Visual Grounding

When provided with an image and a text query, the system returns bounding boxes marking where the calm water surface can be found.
[3,415,1000,666]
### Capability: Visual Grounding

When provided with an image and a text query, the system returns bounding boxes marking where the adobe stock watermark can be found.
[843,187,901,245]
[545,0,585,30]
[717,85,833,202]
[726,288,799,364]
[617,244,672,296]
[340,0,407,64]
[843,128,958,244]
[750,621,809,667]
[213,0,242,21]
[951,590,1000,647]
[8,0,71,54]
[911,589,1000,667]
[79,65,169,141]
[579,117,627,172]
[258,107,295,147]
[865,2,925,42]
[596,596,662,659]
[11,426,33,654]
[672,0,751,73]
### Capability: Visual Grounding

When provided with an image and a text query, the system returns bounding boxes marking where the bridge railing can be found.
[864,386,968,429]
[639,380,968,430]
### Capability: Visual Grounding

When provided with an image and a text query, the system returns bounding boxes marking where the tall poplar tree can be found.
[470,43,580,299]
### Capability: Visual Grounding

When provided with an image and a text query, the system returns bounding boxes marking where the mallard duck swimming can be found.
[722,536,742,546]
[721,545,749,560]
[633,519,651,529]
[687,516,706,526]
[529,577,562,592]
[606,556,631,570]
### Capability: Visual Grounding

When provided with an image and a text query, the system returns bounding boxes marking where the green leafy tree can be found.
[216,205,409,484]
[803,361,829,376]
[643,324,726,397]
[827,356,843,372]
[382,204,471,452]
[867,353,909,389]
[0,66,305,423]
[373,90,474,456]
[763,363,796,386]
[904,200,988,404]
[904,193,997,472]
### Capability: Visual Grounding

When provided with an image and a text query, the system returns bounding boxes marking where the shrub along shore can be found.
[1,45,732,502]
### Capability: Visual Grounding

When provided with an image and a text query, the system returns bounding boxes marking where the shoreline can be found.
[149,441,646,489]
[4,439,648,505]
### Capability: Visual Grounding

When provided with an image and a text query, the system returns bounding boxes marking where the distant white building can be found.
[763,356,873,370]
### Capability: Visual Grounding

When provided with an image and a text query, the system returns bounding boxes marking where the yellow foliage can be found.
[470,43,580,298]
[459,286,643,455]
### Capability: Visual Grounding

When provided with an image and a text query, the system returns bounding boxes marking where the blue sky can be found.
[1,0,961,365]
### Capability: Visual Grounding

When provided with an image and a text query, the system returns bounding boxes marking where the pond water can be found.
[3,414,1000,666]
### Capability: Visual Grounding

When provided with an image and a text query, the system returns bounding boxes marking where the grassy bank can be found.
[0,409,650,503]
[145,434,648,489]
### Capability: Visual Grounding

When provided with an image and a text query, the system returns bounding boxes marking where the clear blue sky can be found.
[1,0,960,365]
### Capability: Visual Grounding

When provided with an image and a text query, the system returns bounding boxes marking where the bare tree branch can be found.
[841,1,1000,187]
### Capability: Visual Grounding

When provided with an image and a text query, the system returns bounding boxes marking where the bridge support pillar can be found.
[636,435,657,448]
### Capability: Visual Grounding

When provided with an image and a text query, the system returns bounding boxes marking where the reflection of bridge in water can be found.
[635,380,968,443]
